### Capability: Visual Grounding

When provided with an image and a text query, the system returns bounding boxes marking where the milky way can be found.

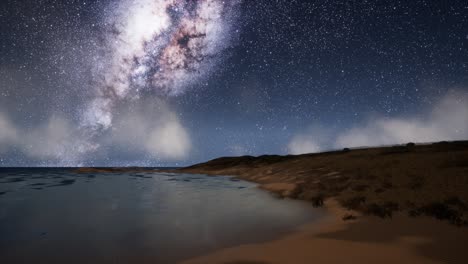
[83,0,240,132]
[2,0,467,166]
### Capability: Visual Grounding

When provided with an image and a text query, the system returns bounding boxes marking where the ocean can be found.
[0,168,320,263]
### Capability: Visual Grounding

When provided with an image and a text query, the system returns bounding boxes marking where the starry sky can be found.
[1,0,467,166]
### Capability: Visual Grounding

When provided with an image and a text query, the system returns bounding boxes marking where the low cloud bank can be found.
[287,136,321,155]
[0,113,18,152]
[287,126,332,155]
[288,90,468,154]
[111,100,191,160]
[335,90,468,148]
[21,116,77,159]
[0,100,191,165]
[0,114,91,165]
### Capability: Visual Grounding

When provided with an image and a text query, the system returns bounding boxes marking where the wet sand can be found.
[178,141,468,225]
[73,142,468,263]
[181,199,468,264]
[178,141,468,264]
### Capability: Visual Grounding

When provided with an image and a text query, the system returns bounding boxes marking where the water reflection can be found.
[0,168,321,264]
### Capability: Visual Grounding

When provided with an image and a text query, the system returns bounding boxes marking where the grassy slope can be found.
[179,141,468,225]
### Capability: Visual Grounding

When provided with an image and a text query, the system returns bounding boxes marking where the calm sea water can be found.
[0,168,321,264]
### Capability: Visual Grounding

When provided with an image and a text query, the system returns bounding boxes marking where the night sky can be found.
[1,0,467,166]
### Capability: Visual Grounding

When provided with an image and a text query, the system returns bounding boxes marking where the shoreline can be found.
[176,141,468,263]
[177,141,468,226]
[180,199,468,264]
[70,141,468,263]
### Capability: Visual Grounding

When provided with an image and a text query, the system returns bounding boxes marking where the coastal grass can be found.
[179,141,468,226]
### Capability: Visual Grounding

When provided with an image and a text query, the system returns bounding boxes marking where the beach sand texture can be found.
[179,141,468,264]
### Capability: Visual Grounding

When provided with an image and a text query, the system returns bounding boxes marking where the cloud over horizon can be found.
[335,90,468,148]
[288,90,468,154]
[2,90,467,164]
[111,99,191,161]
[0,112,18,153]
[286,126,331,155]
[0,114,93,165]
[287,136,321,155]
[0,99,192,165]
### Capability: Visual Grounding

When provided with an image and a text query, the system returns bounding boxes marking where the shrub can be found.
[374,188,385,193]
[364,202,399,218]
[409,176,425,190]
[311,194,324,207]
[411,202,466,226]
[445,197,467,210]
[382,181,393,189]
[342,214,357,221]
[352,184,369,192]
[342,196,366,210]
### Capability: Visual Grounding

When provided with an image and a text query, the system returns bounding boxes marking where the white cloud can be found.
[0,112,18,152]
[146,120,190,159]
[287,135,322,155]
[287,126,331,155]
[0,113,89,165]
[0,99,191,164]
[22,116,74,159]
[286,90,468,153]
[111,99,191,160]
[335,90,468,148]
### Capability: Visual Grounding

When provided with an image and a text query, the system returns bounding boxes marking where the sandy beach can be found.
[73,142,468,264]
[181,199,468,264]
[178,141,468,264]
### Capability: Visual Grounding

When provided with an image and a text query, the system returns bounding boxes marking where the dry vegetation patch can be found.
[180,141,468,225]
